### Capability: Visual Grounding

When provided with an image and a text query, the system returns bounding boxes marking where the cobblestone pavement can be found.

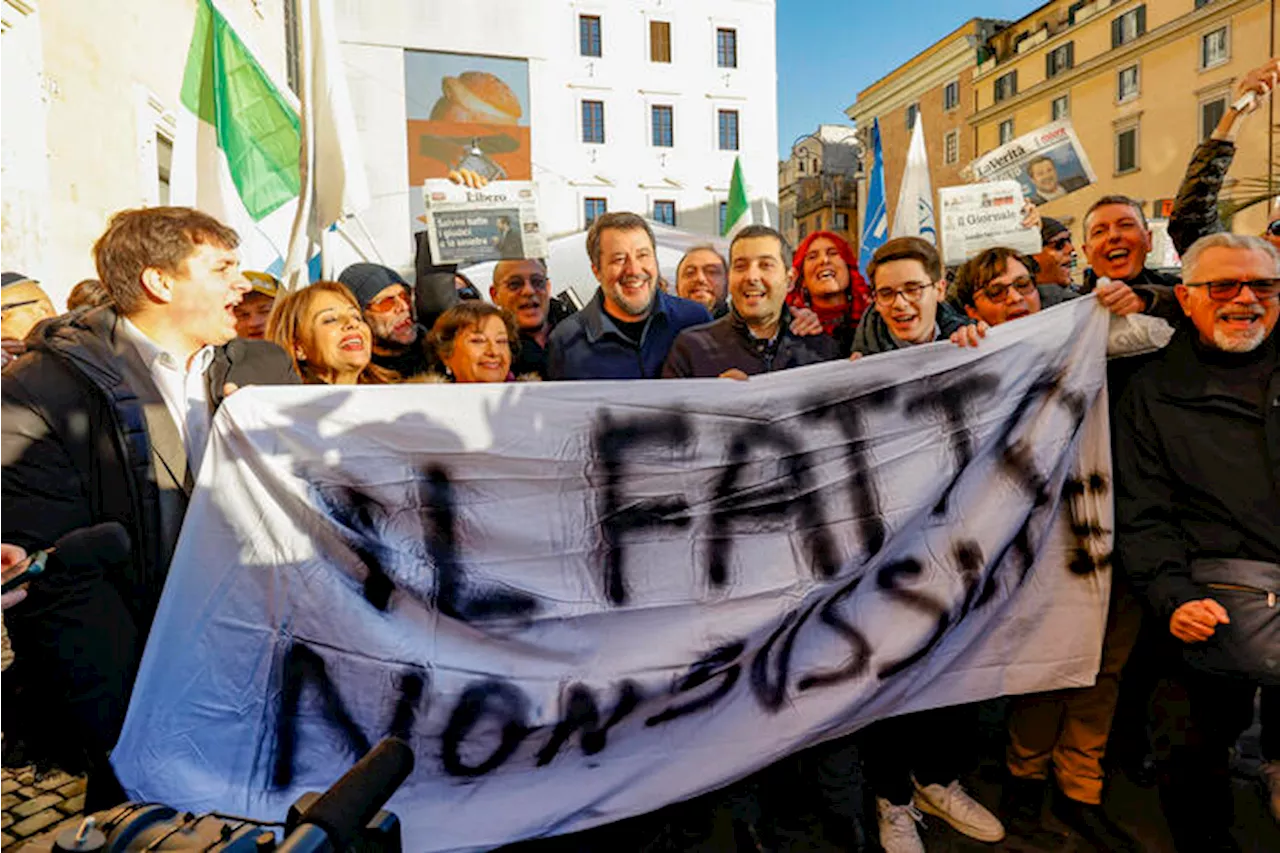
[1,767,88,850]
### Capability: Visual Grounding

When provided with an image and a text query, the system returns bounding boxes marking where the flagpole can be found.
[281,0,316,291]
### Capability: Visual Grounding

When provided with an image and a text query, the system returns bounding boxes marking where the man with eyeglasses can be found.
[338,263,431,381]
[1,272,57,368]
[851,237,985,357]
[1113,232,1279,851]
[489,258,572,378]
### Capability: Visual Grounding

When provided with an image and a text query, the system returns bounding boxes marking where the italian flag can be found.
[172,0,302,273]
[722,156,751,236]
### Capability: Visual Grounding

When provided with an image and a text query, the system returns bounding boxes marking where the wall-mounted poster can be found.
[405,50,531,230]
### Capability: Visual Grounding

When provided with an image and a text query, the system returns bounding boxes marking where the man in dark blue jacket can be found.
[546,212,710,379]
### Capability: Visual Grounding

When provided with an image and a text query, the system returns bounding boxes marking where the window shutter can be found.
[1111,17,1122,48]
[1066,42,1074,68]
[1046,53,1053,78]
[1011,70,1018,95]
[1136,5,1146,37]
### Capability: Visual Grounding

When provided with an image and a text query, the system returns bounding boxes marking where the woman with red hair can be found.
[786,231,871,356]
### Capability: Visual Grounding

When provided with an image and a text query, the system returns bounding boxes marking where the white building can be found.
[0,0,778,307]
[333,0,777,275]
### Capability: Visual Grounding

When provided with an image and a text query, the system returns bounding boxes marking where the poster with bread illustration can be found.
[405,50,531,218]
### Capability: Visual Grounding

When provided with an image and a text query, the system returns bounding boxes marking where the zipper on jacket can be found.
[1205,582,1278,607]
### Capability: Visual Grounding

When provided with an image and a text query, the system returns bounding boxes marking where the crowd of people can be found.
[1,55,1278,853]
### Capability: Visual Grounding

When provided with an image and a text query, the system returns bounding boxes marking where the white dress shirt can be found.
[120,318,216,476]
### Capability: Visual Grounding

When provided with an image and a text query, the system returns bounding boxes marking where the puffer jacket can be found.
[1168,138,1234,257]
[850,301,976,356]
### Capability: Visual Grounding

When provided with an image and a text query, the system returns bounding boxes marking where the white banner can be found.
[113,299,1115,853]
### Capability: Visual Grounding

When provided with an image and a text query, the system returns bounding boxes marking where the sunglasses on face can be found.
[1047,236,1073,251]
[873,282,933,306]
[366,290,409,313]
[979,277,1038,303]
[501,275,548,294]
[1183,278,1280,302]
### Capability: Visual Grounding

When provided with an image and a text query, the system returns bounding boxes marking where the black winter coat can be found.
[661,306,840,378]
[850,301,975,356]
[1168,138,1234,257]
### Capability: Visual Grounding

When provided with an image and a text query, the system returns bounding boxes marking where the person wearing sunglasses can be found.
[1113,232,1280,850]
[1,272,57,368]
[1031,218,1077,289]
[1168,58,1279,257]
[337,262,430,382]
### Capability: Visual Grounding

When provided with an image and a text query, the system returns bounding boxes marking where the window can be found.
[651,105,673,147]
[1052,94,1070,121]
[650,20,671,63]
[582,100,605,144]
[156,133,173,206]
[994,70,1018,103]
[1117,64,1139,102]
[834,212,849,231]
[1115,124,1139,174]
[1046,42,1074,78]
[797,220,808,240]
[579,15,602,57]
[653,200,676,226]
[943,81,959,112]
[944,130,959,165]
[718,201,729,234]
[1195,0,1215,6]
[1201,27,1228,69]
[716,28,738,68]
[999,119,1015,145]
[1111,6,1146,48]
[905,102,919,131]
[1200,97,1227,141]
[798,160,805,174]
[718,109,740,150]
[584,197,607,226]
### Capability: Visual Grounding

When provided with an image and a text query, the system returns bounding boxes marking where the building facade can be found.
[846,19,1010,232]
[971,0,1276,242]
[1,0,288,309]
[777,123,859,250]
[336,0,777,274]
[1,0,778,305]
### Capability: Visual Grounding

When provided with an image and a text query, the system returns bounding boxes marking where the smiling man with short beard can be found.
[1113,232,1279,852]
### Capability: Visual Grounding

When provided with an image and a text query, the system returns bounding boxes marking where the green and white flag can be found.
[722,156,751,236]
[173,0,302,274]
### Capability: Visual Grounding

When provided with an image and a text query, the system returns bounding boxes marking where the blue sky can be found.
[776,0,1037,158]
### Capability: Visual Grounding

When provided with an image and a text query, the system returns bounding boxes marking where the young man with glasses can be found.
[1114,232,1280,849]
[851,237,985,357]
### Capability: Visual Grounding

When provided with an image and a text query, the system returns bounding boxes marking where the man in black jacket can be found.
[662,226,838,378]
[1,206,297,800]
[1114,233,1280,851]
[1080,195,1182,319]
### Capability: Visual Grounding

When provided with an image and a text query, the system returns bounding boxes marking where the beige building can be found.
[777,124,859,250]
[970,0,1278,243]
[1,0,289,309]
[846,19,1010,232]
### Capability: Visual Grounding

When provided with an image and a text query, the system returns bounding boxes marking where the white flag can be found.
[282,0,370,287]
[891,114,937,244]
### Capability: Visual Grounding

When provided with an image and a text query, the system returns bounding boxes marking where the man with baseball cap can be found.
[2,272,57,367]
[338,262,430,381]
[232,271,279,341]
[1031,218,1076,289]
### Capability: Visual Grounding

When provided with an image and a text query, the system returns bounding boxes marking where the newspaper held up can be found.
[422,179,548,265]
[961,119,1097,207]
[939,181,1042,267]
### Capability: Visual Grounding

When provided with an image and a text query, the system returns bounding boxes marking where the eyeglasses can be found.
[979,276,1038,303]
[1046,236,1072,251]
[873,282,933,306]
[0,299,42,313]
[500,275,548,294]
[1182,278,1280,303]
[1267,221,1280,237]
[366,289,409,313]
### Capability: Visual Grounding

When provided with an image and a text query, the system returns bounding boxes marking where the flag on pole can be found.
[173,0,301,275]
[891,114,936,244]
[859,118,888,271]
[281,0,370,286]
[722,156,751,236]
